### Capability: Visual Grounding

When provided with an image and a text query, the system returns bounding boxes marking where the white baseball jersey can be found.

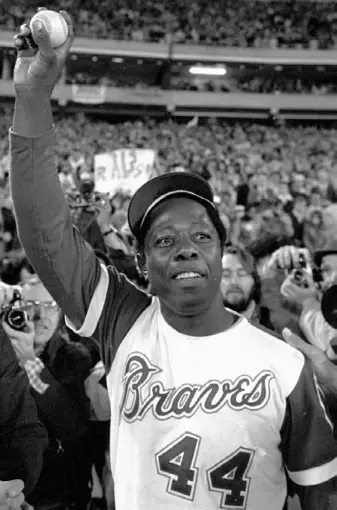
[66,266,337,510]
[10,129,337,510]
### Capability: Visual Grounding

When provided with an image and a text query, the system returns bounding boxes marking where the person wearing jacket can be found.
[2,276,93,510]
[0,322,47,509]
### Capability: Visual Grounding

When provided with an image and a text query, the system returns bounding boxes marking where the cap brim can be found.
[139,190,215,231]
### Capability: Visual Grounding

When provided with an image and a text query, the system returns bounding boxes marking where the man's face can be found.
[220,254,255,313]
[279,183,289,195]
[294,196,307,214]
[222,192,232,205]
[318,169,329,184]
[320,254,337,292]
[22,281,60,348]
[310,192,322,207]
[270,172,280,187]
[144,197,222,316]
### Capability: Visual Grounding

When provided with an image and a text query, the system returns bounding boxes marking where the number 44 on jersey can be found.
[156,432,254,509]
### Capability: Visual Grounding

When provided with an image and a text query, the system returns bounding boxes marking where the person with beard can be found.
[220,245,273,329]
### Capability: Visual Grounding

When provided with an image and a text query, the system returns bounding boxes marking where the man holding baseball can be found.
[10,8,337,510]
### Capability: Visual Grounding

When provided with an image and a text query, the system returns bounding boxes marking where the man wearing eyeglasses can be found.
[1,276,61,371]
[0,278,94,510]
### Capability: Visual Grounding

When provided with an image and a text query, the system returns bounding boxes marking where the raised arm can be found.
[10,10,100,332]
[10,10,150,367]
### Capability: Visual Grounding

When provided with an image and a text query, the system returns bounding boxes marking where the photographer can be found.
[269,243,337,358]
[0,277,94,510]
[0,300,47,509]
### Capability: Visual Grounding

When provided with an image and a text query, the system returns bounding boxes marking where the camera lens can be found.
[293,270,301,279]
[79,180,95,200]
[292,269,306,286]
[5,309,27,331]
[298,253,306,268]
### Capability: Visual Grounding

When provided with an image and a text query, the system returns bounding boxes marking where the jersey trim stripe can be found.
[312,372,334,431]
[288,456,337,486]
[65,263,109,337]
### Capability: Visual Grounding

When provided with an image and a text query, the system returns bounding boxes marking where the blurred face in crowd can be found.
[21,279,61,350]
[191,153,200,164]
[222,191,232,206]
[310,191,322,208]
[310,210,323,227]
[220,253,255,313]
[270,171,281,188]
[207,160,217,173]
[143,197,222,317]
[318,168,329,185]
[320,254,337,292]
[260,209,276,231]
[258,174,268,188]
[278,183,289,197]
[291,174,305,192]
[293,195,308,215]
[274,200,285,215]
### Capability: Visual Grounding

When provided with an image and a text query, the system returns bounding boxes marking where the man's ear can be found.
[136,248,147,277]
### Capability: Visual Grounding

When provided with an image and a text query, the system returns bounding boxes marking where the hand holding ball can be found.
[30,10,68,48]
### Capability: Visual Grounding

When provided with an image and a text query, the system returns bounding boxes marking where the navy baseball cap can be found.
[128,172,226,245]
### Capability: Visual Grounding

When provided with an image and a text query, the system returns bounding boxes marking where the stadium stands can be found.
[0,0,336,49]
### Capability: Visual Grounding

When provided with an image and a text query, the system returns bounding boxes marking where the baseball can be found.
[30,10,68,48]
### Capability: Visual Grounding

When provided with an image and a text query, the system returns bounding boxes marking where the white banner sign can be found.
[94,149,156,194]
[71,85,107,104]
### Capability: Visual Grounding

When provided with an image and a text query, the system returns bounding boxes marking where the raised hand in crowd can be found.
[283,327,337,395]
[280,269,318,306]
[267,245,311,272]
[0,479,32,510]
[2,319,35,367]
[95,195,113,232]
[13,7,74,137]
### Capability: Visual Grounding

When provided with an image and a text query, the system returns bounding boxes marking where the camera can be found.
[79,179,95,201]
[65,188,107,211]
[291,252,309,287]
[0,289,27,331]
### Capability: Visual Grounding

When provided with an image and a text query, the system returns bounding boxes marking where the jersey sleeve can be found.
[66,265,151,371]
[280,358,337,486]
[9,128,150,366]
[10,128,100,330]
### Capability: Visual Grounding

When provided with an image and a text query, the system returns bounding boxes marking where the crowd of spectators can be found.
[171,76,337,95]
[66,71,337,95]
[1,0,337,49]
[3,53,337,97]
[1,106,337,255]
